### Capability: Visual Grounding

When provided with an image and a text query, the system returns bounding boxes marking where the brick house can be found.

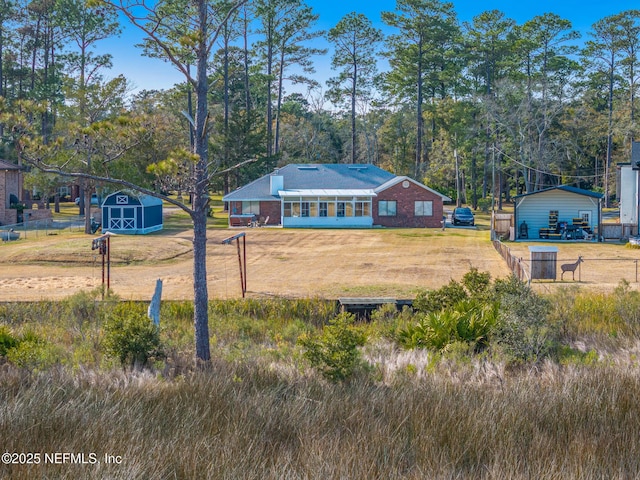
[0,159,53,225]
[222,164,451,228]
[0,159,23,225]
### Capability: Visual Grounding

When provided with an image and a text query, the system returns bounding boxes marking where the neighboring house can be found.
[101,191,163,234]
[618,141,640,229]
[514,185,603,240]
[0,159,52,225]
[0,159,22,225]
[222,164,451,228]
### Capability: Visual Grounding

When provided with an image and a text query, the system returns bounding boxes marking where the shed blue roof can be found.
[223,164,399,202]
[103,190,163,206]
[515,185,603,200]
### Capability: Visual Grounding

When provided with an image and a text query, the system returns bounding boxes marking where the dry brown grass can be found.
[3,360,640,479]
[0,227,511,301]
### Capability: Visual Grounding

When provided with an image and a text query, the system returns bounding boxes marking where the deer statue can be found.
[561,256,583,281]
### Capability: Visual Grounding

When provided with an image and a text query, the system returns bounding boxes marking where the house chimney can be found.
[270,172,284,195]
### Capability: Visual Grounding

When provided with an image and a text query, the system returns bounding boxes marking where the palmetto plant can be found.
[397,299,498,351]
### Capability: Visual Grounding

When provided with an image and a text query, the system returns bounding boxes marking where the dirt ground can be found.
[0,226,512,301]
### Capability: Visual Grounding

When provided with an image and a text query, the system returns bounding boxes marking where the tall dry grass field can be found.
[2,362,640,479]
[2,251,640,478]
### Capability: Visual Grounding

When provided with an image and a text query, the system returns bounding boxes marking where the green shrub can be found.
[413,279,468,314]
[493,277,557,363]
[461,267,492,301]
[5,331,65,371]
[397,300,498,352]
[0,326,18,356]
[102,304,164,368]
[370,303,399,323]
[298,313,367,382]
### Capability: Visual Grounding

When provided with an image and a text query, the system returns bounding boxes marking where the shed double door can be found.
[109,207,136,230]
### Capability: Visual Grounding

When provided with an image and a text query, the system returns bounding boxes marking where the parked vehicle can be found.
[452,207,475,226]
[75,194,100,205]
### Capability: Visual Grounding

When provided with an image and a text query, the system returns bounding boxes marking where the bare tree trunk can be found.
[192,0,211,364]
[351,65,357,164]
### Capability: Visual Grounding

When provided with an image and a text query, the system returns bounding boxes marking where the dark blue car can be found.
[452,207,475,226]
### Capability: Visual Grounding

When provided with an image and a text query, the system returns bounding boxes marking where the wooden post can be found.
[92,232,115,299]
[222,232,247,298]
[148,279,163,326]
[236,237,245,298]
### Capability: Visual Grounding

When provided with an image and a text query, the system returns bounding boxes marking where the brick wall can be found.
[258,201,280,225]
[0,170,21,225]
[228,200,280,226]
[0,173,6,224]
[373,181,445,228]
[25,208,53,222]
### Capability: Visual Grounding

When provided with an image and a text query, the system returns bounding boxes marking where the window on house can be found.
[301,202,310,217]
[414,201,433,216]
[379,200,397,216]
[345,202,353,217]
[579,210,592,226]
[319,202,328,217]
[337,202,346,217]
[242,201,260,215]
[355,200,371,217]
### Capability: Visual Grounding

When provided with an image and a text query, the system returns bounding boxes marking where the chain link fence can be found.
[494,239,640,284]
[0,216,86,242]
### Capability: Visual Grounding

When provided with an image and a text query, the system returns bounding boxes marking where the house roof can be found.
[103,190,163,207]
[375,176,452,201]
[223,164,449,201]
[278,189,376,197]
[515,185,603,200]
[0,159,21,170]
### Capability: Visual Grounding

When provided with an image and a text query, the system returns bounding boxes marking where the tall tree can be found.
[38,0,248,364]
[255,0,323,158]
[515,13,580,191]
[583,14,623,206]
[464,10,516,207]
[612,10,640,144]
[56,0,120,226]
[382,0,461,178]
[326,12,382,164]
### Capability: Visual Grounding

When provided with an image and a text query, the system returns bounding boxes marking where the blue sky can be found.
[100,0,640,93]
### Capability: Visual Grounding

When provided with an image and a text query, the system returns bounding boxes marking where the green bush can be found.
[397,299,498,352]
[493,276,557,363]
[298,313,367,382]
[102,304,164,368]
[461,268,492,301]
[413,279,468,314]
[0,326,18,356]
[4,330,65,371]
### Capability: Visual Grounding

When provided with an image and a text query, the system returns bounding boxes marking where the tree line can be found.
[2,0,639,207]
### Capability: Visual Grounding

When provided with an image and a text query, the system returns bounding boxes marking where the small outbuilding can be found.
[529,246,558,280]
[101,191,163,234]
[514,185,603,241]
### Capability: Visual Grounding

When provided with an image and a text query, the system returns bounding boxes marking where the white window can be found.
[116,195,128,205]
[414,201,433,216]
[242,201,260,215]
[301,202,310,217]
[579,210,592,226]
[379,200,397,216]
